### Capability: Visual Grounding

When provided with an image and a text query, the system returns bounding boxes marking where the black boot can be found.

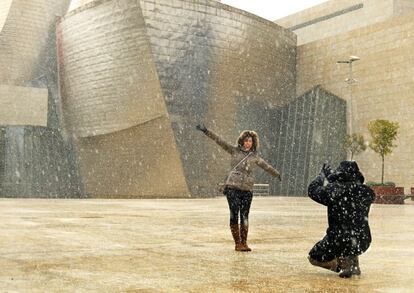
[338,256,360,278]
[351,256,361,276]
[308,256,340,272]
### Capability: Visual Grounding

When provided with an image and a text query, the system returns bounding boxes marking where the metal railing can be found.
[252,184,270,196]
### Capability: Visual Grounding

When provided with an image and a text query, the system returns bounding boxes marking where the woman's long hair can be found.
[237,130,259,151]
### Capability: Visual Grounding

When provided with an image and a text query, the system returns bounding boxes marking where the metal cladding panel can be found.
[0,126,82,198]
[0,0,12,32]
[0,85,48,126]
[57,0,297,196]
[138,0,297,195]
[270,86,347,196]
[58,0,168,137]
[0,0,71,85]
[58,0,190,198]
[74,116,190,198]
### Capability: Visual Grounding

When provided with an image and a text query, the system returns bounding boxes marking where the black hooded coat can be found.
[308,161,375,259]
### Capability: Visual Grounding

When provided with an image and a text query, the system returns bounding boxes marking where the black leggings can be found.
[309,230,371,262]
[224,187,253,226]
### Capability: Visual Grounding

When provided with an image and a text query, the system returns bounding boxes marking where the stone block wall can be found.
[296,12,414,189]
[276,0,395,45]
[0,1,13,31]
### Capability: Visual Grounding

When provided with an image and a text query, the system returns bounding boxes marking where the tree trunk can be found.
[351,152,354,161]
[381,154,385,184]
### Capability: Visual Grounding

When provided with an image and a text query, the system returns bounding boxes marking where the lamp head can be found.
[349,55,360,62]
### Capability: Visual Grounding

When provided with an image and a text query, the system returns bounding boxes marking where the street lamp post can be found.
[337,56,360,135]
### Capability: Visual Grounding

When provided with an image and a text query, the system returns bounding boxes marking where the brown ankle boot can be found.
[308,256,340,272]
[240,224,252,252]
[230,224,242,251]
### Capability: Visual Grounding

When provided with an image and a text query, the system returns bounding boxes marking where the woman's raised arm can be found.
[196,124,236,154]
[256,157,281,180]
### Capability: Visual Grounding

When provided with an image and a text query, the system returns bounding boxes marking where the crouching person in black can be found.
[307,161,375,278]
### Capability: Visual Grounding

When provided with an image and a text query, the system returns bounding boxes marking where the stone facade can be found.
[0,1,13,31]
[292,2,414,189]
[275,0,414,45]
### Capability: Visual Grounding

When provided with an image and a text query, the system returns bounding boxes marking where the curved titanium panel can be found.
[58,0,190,197]
[58,0,167,137]
[0,0,71,85]
[0,0,12,32]
[140,0,296,109]
[59,0,297,196]
[75,116,190,198]
[68,0,94,11]
[139,0,297,195]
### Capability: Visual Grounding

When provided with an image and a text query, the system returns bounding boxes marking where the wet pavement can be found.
[0,197,413,292]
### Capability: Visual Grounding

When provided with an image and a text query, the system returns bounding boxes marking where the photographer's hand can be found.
[322,163,333,178]
[196,123,207,133]
[316,165,326,183]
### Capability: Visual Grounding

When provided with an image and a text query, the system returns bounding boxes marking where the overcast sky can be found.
[220,0,329,21]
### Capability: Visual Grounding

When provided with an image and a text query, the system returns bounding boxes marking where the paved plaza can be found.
[0,197,413,292]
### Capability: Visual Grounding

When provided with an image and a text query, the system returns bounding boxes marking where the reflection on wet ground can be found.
[0,197,413,292]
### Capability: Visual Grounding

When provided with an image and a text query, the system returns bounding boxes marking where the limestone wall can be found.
[276,0,395,45]
[296,12,414,189]
[394,0,414,15]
